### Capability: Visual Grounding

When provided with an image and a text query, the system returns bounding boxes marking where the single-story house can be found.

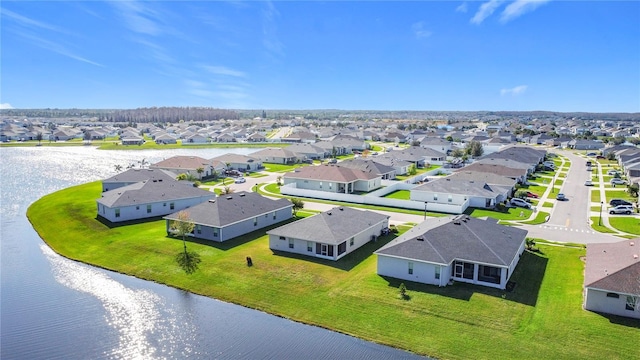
[164,191,293,242]
[375,216,527,290]
[411,177,511,210]
[154,134,178,144]
[211,153,262,172]
[150,156,223,179]
[419,137,452,154]
[583,239,640,319]
[102,168,178,192]
[246,132,267,142]
[96,179,214,223]
[250,148,298,164]
[568,139,606,151]
[337,159,397,180]
[286,143,328,160]
[121,136,145,145]
[283,164,382,194]
[268,207,389,261]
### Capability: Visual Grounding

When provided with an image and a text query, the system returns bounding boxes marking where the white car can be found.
[609,205,633,215]
[610,178,627,185]
[510,198,531,209]
[234,177,246,184]
[584,180,593,186]
[607,169,620,176]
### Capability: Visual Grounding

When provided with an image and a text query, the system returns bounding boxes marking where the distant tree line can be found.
[99,107,239,123]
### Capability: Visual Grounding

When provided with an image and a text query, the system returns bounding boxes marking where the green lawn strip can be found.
[590,206,603,212]
[259,183,446,217]
[605,190,635,204]
[247,172,269,178]
[541,202,553,208]
[591,191,602,203]
[27,190,640,360]
[263,163,308,172]
[608,217,640,235]
[518,183,548,195]
[383,190,411,200]
[520,211,549,225]
[201,177,235,186]
[554,178,564,186]
[97,142,290,150]
[589,217,618,233]
[465,207,533,220]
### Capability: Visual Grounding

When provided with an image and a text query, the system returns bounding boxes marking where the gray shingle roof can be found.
[284,164,380,182]
[103,168,177,184]
[97,179,213,207]
[376,216,527,266]
[445,171,517,187]
[267,207,389,245]
[337,159,395,176]
[413,177,501,197]
[585,239,640,294]
[164,191,292,227]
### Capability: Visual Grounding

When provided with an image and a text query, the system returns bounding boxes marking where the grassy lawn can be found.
[591,191,602,203]
[519,183,548,195]
[465,206,533,220]
[383,190,411,200]
[605,190,636,204]
[554,178,564,187]
[542,202,554,208]
[608,217,640,235]
[589,217,618,233]
[394,166,440,181]
[263,163,307,172]
[201,177,234,186]
[520,211,549,225]
[27,184,640,359]
[247,172,269,178]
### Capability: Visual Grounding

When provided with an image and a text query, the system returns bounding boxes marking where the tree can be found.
[276,176,283,186]
[451,148,465,159]
[408,164,417,175]
[36,132,43,145]
[628,183,639,199]
[399,283,408,300]
[176,173,188,181]
[169,211,201,274]
[291,198,304,216]
[114,164,123,173]
[221,186,234,194]
[465,141,484,158]
[196,167,204,179]
[83,131,92,141]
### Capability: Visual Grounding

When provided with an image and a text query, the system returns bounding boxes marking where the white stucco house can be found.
[101,168,178,192]
[268,207,389,261]
[375,216,527,290]
[164,192,293,242]
[283,164,382,194]
[410,177,511,211]
[583,239,640,319]
[96,179,214,223]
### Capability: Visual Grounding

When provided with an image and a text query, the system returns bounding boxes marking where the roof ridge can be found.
[463,220,507,265]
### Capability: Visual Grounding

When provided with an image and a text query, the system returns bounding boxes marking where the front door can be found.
[321,244,328,256]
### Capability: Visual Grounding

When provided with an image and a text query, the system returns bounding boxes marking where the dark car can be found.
[609,199,632,207]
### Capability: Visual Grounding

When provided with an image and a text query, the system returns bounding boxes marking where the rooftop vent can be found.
[239,193,246,197]
[631,242,635,246]
[227,196,233,200]
[339,207,344,211]
[453,221,461,225]
[634,254,638,259]
[327,212,332,215]
[209,199,216,203]
[416,236,424,241]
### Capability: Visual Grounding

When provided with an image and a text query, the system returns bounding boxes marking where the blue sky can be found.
[1,1,638,112]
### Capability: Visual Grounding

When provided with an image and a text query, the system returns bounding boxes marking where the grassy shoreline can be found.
[27,182,640,359]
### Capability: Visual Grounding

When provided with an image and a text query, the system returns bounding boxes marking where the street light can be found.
[424,201,428,220]
[598,201,604,226]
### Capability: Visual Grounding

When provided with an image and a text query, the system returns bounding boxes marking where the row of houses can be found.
[603,145,640,186]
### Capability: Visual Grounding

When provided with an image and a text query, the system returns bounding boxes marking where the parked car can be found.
[610,178,627,185]
[526,191,539,198]
[556,193,566,201]
[586,152,597,156]
[596,155,605,159]
[609,205,633,215]
[328,158,337,164]
[302,159,313,164]
[586,166,592,171]
[607,169,619,175]
[610,199,632,207]
[234,177,246,184]
[510,198,531,209]
[584,180,593,186]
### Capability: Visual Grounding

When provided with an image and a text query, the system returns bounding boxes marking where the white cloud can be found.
[501,85,528,96]
[471,0,505,24]
[456,2,468,13]
[18,32,103,67]
[0,103,14,109]
[1,8,67,34]
[111,1,162,36]
[202,65,246,78]
[262,1,285,60]
[412,22,432,39]
[501,0,551,23]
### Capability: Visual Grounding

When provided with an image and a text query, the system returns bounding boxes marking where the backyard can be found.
[27,182,640,360]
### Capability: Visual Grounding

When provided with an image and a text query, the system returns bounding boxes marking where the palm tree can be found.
[196,167,204,179]
[36,132,43,145]
[114,164,123,173]
[291,198,304,216]
[221,186,234,195]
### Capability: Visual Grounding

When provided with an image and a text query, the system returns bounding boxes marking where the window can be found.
[448,195,452,203]
[170,202,175,210]
[435,267,440,280]
[254,217,257,226]
[213,228,218,237]
[433,194,438,201]
[408,262,413,275]
[606,293,620,299]
[338,241,346,255]
[115,209,120,218]
[626,296,637,311]
[136,206,140,210]
[307,241,313,252]
[163,202,166,207]
[288,238,294,249]
[279,236,286,240]
[196,225,201,234]
[147,205,152,213]
[329,182,332,189]
[273,212,276,220]
[319,181,322,189]
[350,237,354,246]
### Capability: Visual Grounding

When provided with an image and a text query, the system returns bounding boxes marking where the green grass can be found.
[519,183,548,195]
[591,191,602,203]
[605,190,635,204]
[465,206,533,220]
[27,186,640,360]
[589,217,618,233]
[520,211,549,225]
[554,178,564,186]
[541,201,554,208]
[382,190,411,200]
[608,217,640,235]
[263,163,307,172]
